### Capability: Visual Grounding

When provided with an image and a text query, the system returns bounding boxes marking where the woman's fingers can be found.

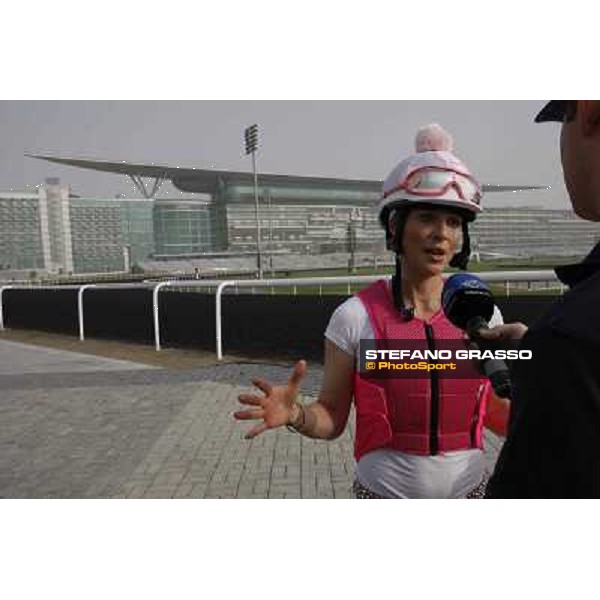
[233,409,264,421]
[288,360,307,388]
[251,377,273,395]
[238,393,263,406]
[478,323,528,341]
[244,422,269,440]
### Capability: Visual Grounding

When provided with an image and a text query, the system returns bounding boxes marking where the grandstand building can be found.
[1,172,599,276]
[471,208,600,258]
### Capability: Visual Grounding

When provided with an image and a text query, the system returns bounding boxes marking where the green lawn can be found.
[36,256,570,295]
[280,257,571,280]
[253,257,567,295]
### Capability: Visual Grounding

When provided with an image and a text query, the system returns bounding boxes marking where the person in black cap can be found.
[482,100,600,498]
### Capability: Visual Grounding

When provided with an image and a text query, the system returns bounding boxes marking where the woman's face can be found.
[398,208,463,276]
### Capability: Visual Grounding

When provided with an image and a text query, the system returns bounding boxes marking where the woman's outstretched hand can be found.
[234,360,307,439]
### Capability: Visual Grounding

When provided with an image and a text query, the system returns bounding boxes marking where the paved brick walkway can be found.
[0,337,500,498]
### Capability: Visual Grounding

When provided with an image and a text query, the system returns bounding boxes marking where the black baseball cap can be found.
[535,101,569,123]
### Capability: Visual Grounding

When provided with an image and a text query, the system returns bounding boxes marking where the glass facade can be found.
[69,199,154,273]
[0,194,45,271]
[70,200,125,273]
[153,200,220,256]
[120,200,155,266]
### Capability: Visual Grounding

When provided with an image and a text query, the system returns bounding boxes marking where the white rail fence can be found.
[0,270,560,360]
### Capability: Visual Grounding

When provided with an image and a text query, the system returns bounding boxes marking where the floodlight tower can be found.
[346,209,358,273]
[244,124,262,278]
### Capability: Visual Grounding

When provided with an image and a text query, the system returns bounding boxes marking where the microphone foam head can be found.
[442,273,495,330]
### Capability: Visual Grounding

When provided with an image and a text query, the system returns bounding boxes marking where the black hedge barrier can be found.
[82,288,155,342]
[2,288,79,335]
[1,288,560,361]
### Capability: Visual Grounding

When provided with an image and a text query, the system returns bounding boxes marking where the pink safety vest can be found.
[353,280,490,460]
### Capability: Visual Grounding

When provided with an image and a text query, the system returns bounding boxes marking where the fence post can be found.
[216,281,234,361]
[0,285,13,330]
[153,281,173,351]
[78,284,97,341]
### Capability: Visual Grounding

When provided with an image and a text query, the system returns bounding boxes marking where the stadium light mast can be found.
[346,209,358,273]
[244,124,262,278]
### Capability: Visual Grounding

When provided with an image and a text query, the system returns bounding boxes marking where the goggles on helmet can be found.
[383,167,482,208]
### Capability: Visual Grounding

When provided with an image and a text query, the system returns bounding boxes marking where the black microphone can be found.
[441,273,512,399]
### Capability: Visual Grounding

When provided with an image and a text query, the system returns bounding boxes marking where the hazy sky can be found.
[0,100,568,209]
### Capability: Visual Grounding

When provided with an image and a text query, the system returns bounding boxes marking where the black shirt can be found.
[486,241,600,498]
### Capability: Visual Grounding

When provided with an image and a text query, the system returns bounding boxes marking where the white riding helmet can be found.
[377,124,482,225]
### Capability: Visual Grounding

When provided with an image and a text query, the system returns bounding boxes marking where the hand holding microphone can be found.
[477,322,528,342]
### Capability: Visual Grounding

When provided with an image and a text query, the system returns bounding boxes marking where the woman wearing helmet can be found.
[234,124,504,498]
